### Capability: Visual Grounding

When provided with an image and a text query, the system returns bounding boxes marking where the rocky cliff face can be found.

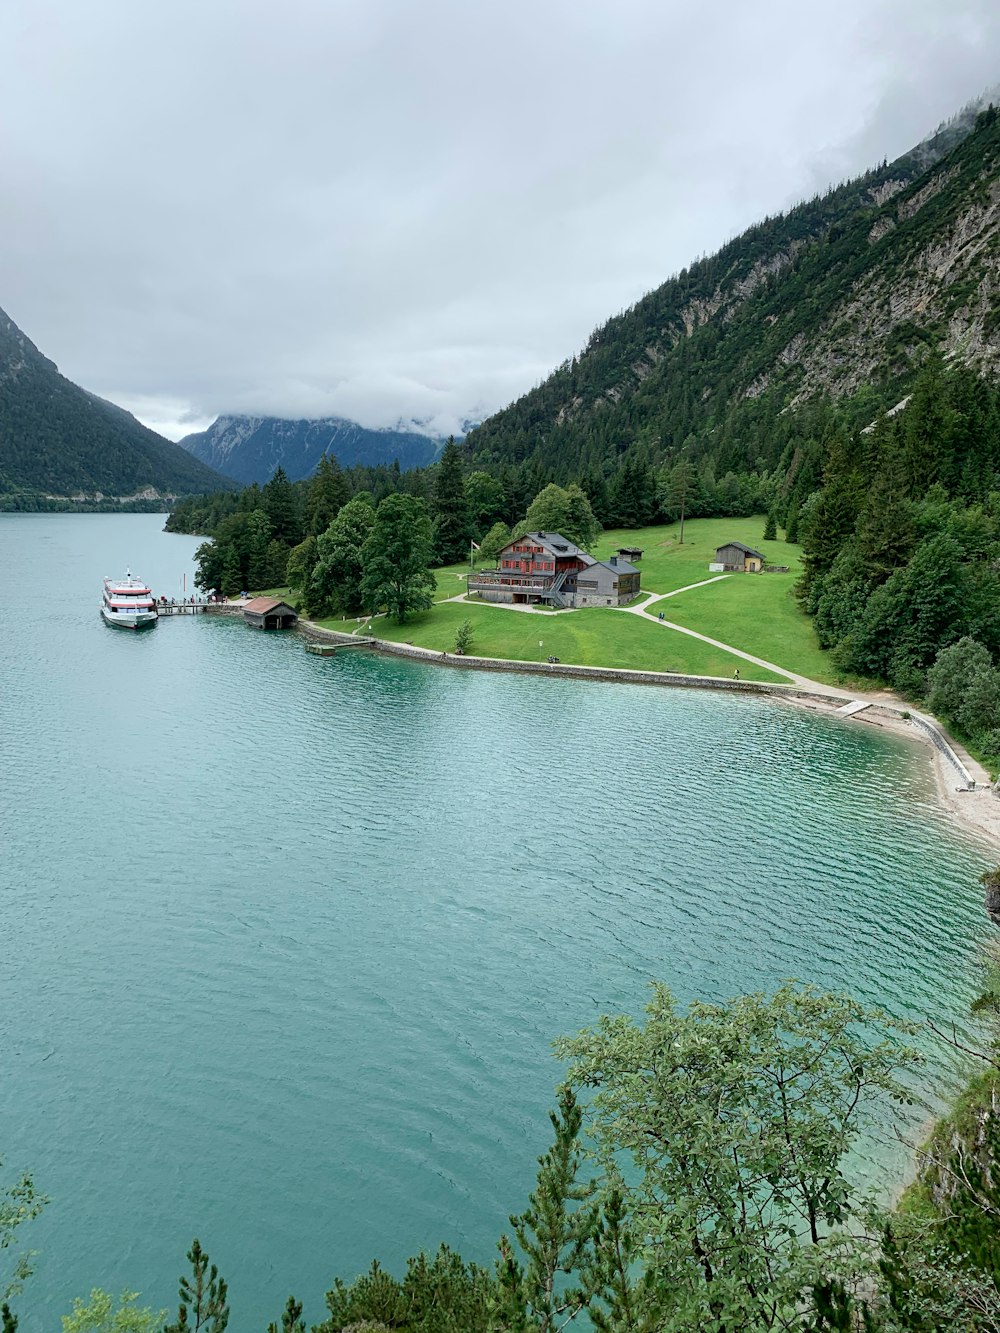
[179,414,441,484]
[467,97,1000,476]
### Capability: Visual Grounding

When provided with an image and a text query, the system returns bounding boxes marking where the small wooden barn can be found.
[714,541,765,573]
[243,597,298,630]
[617,545,644,562]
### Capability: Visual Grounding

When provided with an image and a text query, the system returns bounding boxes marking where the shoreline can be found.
[294,615,1000,852]
[160,532,996,857]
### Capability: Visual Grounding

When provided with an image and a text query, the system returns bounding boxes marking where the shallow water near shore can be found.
[0,513,995,1326]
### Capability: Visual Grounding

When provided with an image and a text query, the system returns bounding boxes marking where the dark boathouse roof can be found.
[716,541,765,559]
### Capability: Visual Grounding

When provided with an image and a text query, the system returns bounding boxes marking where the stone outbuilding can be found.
[243,597,298,630]
[574,555,641,607]
[712,542,765,573]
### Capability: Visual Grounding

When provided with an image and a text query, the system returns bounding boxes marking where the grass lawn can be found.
[660,575,842,685]
[589,517,861,686]
[594,517,804,594]
[315,600,787,683]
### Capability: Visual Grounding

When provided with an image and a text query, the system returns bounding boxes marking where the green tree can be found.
[0,1158,46,1303]
[465,471,505,536]
[265,1296,304,1333]
[262,467,303,547]
[164,1240,229,1333]
[496,1087,597,1332]
[220,547,242,598]
[524,484,599,549]
[763,510,777,541]
[285,535,318,596]
[927,637,996,727]
[663,460,698,543]
[432,439,471,564]
[562,484,601,550]
[60,1289,165,1333]
[454,620,474,655]
[785,497,800,544]
[477,522,512,563]
[310,495,375,617]
[362,494,437,623]
[245,509,273,591]
[319,1247,495,1332]
[305,455,350,537]
[557,982,922,1332]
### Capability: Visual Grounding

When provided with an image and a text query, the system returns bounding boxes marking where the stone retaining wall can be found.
[293,619,981,789]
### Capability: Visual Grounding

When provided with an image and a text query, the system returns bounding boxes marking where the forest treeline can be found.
[8,949,1000,1331]
[169,352,1000,763]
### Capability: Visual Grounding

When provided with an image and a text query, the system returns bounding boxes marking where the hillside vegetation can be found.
[0,306,233,503]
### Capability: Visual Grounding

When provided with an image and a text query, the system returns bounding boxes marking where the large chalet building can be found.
[467,532,641,608]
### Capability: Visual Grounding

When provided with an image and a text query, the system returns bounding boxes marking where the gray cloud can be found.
[1,0,998,439]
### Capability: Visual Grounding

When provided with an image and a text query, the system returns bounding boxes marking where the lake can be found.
[0,512,993,1327]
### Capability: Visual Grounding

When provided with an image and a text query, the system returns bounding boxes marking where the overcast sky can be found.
[1,0,999,441]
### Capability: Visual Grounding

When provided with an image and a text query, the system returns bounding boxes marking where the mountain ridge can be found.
[465,99,1000,481]
[0,305,234,501]
[178,413,445,484]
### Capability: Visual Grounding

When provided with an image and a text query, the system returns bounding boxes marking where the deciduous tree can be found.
[361,494,436,623]
[557,982,922,1332]
[310,495,375,616]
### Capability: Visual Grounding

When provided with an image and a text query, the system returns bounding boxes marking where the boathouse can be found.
[243,597,298,630]
[713,541,765,573]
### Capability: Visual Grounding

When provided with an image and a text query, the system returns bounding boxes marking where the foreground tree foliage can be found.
[59,1288,165,1333]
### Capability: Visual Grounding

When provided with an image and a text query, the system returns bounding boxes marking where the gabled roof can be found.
[507,531,588,558]
[716,541,765,559]
[244,596,296,614]
[587,558,640,577]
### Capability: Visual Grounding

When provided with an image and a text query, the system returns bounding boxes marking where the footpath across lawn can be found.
[314,601,787,683]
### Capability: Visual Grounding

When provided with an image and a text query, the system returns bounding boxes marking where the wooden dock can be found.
[156,602,210,615]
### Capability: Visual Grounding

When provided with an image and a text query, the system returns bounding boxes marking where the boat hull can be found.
[101,607,157,630]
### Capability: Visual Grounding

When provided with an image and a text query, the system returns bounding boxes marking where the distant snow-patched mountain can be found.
[179,415,443,484]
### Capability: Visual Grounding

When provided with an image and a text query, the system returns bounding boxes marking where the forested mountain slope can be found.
[179,414,441,484]
[0,306,233,500]
[467,105,1000,482]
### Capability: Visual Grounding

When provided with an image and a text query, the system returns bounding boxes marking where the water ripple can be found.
[0,515,993,1329]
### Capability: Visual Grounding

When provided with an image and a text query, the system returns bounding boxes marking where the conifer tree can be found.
[763,510,777,540]
[665,459,698,543]
[262,468,303,547]
[245,509,273,591]
[221,547,242,598]
[165,1240,229,1333]
[431,439,471,564]
[498,1086,597,1332]
[305,455,350,537]
[265,1296,304,1333]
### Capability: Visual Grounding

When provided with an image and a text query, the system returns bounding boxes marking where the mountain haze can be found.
[179,415,442,484]
[0,306,233,501]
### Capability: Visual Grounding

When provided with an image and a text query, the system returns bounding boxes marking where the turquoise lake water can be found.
[0,513,995,1327]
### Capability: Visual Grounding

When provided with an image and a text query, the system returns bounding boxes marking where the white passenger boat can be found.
[101,570,158,630]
